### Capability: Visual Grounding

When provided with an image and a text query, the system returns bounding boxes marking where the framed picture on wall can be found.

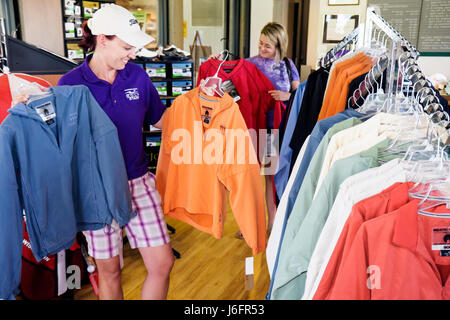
[323,14,359,43]
[328,0,359,5]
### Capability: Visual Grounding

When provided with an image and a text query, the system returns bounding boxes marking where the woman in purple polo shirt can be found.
[58,4,174,300]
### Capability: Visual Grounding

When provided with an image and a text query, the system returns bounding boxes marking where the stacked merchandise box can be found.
[171,62,193,79]
[145,63,167,79]
[171,80,193,96]
[153,81,169,97]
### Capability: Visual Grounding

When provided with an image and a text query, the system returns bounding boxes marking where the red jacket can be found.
[197,58,285,133]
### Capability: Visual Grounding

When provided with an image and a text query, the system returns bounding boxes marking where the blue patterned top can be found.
[246,55,300,93]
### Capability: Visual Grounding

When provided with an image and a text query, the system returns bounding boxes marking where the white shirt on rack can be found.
[313,112,394,198]
[312,112,435,198]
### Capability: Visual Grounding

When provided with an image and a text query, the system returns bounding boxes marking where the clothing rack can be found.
[402,57,447,121]
[364,6,419,55]
[0,18,8,73]
[319,24,363,69]
[363,6,409,99]
[269,8,450,301]
[320,7,420,101]
[363,7,446,118]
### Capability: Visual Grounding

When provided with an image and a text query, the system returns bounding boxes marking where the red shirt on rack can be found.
[197,58,285,133]
[0,73,51,124]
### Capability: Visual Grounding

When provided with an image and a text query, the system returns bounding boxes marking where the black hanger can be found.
[227,51,240,60]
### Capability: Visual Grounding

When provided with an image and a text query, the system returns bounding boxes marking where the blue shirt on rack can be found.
[274,81,307,199]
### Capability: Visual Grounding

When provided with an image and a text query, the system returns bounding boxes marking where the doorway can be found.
[288,0,309,75]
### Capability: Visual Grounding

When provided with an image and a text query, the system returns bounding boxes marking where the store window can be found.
[1,0,21,39]
[183,0,226,55]
[183,0,250,58]
[116,0,160,48]
[225,0,251,58]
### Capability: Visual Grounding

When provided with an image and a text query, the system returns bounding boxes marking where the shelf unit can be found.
[60,0,116,62]
[132,58,194,172]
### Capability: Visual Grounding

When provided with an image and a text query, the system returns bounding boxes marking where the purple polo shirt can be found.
[58,54,165,180]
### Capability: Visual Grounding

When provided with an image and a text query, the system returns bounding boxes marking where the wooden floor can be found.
[74,207,271,300]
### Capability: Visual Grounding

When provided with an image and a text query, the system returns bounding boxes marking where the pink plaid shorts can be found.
[83,172,170,260]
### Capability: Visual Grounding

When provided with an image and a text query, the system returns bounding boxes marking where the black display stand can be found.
[2,34,78,74]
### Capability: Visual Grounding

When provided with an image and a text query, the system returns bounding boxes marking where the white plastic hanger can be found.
[7,73,50,106]
[199,50,230,97]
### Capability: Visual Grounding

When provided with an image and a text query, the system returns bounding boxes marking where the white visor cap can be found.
[87,4,155,48]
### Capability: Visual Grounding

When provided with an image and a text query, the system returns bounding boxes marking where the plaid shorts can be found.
[83,172,170,260]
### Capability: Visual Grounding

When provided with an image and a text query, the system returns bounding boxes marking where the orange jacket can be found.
[156,87,267,255]
[329,58,374,118]
[318,53,373,121]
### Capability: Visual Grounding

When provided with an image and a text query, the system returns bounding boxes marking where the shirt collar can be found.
[81,54,128,84]
[357,138,390,163]
[392,199,420,251]
[387,182,414,212]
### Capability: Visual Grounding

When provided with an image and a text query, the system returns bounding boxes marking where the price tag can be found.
[36,101,56,124]
[432,227,450,257]
[245,257,254,290]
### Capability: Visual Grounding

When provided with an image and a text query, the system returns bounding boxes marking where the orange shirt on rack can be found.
[328,199,450,300]
[328,58,374,118]
[318,54,373,121]
[318,53,369,121]
[156,87,267,256]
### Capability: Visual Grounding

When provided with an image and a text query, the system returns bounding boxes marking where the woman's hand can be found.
[208,53,222,60]
[268,90,290,102]
[11,94,29,107]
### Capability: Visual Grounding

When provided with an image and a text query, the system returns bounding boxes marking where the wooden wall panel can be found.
[18,0,65,56]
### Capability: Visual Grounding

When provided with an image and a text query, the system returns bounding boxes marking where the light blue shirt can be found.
[274,81,307,199]
[0,85,135,299]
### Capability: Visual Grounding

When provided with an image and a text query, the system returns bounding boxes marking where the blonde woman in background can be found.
[246,22,300,236]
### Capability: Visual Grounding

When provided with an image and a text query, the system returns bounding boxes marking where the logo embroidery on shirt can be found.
[68,113,78,125]
[125,88,140,101]
[129,19,138,26]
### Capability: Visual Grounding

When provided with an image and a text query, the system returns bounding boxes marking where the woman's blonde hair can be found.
[260,22,288,61]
